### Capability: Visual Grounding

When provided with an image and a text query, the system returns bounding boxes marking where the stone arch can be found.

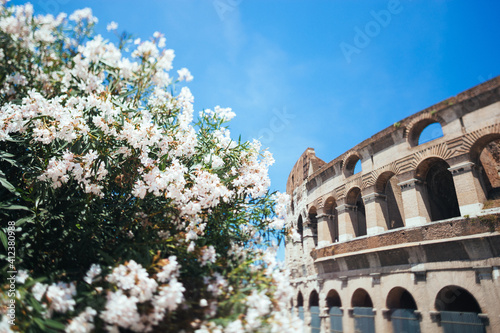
[324,196,339,242]
[418,122,444,145]
[406,113,446,147]
[386,287,418,310]
[351,288,373,308]
[297,291,304,307]
[309,289,319,308]
[297,291,305,322]
[326,289,342,308]
[470,133,500,200]
[387,287,421,332]
[415,157,460,221]
[375,171,405,229]
[434,285,482,313]
[346,187,366,237]
[308,206,318,247]
[327,289,343,333]
[343,151,362,177]
[297,215,304,245]
[352,288,375,332]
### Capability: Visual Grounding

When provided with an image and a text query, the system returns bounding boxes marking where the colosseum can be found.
[285,76,500,333]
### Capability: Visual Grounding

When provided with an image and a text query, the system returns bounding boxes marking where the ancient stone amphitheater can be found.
[285,76,500,333]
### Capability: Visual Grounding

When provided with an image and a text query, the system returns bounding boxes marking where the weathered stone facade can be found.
[285,76,500,332]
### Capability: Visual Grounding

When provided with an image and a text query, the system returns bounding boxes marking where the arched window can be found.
[435,285,486,332]
[308,207,318,247]
[309,290,320,333]
[376,172,405,229]
[471,135,500,200]
[344,153,362,177]
[435,286,481,313]
[415,158,460,221]
[418,122,443,145]
[327,290,343,333]
[324,197,338,242]
[297,292,304,322]
[354,159,362,174]
[352,288,373,308]
[407,117,445,147]
[352,288,375,333]
[297,216,303,244]
[346,187,367,237]
[387,287,420,333]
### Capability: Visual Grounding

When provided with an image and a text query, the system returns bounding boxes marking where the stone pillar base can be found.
[459,203,483,217]
[405,216,427,227]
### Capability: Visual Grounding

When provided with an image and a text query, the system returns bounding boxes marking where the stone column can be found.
[320,306,330,333]
[398,178,431,227]
[303,219,316,254]
[336,204,356,242]
[363,192,388,235]
[317,212,334,247]
[318,279,328,333]
[448,162,486,216]
[302,218,317,276]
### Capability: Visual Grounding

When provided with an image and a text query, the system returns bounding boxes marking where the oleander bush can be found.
[0,3,301,332]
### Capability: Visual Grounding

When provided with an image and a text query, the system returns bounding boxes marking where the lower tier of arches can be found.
[291,264,500,333]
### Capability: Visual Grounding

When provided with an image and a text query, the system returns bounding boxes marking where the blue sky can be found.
[12,0,500,257]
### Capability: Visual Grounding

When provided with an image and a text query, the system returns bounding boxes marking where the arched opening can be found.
[471,135,500,202]
[297,292,304,307]
[297,291,304,322]
[297,215,303,245]
[308,207,318,247]
[309,290,320,333]
[354,159,362,174]
[418,122,443,145]
[376,172,405,230]
[387,287,421,332]
[435,286,481,313]
[435,286,485,333]
[352,288,375,333]
[309,290,319,307]
[408,117,445,147]
[387,287,417,310]
[352,288,373,308]
[326,289,342,308]
[324,196,338,242]
[346,187,366,237]
[344,154,361,177]
[327,290,343,333]
[416,158,460,221]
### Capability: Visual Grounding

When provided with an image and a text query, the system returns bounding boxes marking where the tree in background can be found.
[0,3,300,332]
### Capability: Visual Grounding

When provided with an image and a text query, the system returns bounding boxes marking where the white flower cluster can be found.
[0,4,301,331]
[200,245,217,266]
[65,307,97,333]
[31,282,76,317]
[83,264,102,285]
[101,259,185,332]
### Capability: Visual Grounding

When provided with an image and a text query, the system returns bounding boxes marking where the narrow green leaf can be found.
[33,317,45,330]
[0,174,17,195]
[44,319,66,330]
[0,230,7,250]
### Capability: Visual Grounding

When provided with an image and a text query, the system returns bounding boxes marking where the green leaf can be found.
[28,296,45,313]
[0,171,18,195]
[44,319,66,330]
[16,215,35,226]
[0,203,31,211]
[0,230,7,251]
[33,317,45,330]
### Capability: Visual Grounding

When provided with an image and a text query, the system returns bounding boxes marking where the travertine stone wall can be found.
[285,76,500,333]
